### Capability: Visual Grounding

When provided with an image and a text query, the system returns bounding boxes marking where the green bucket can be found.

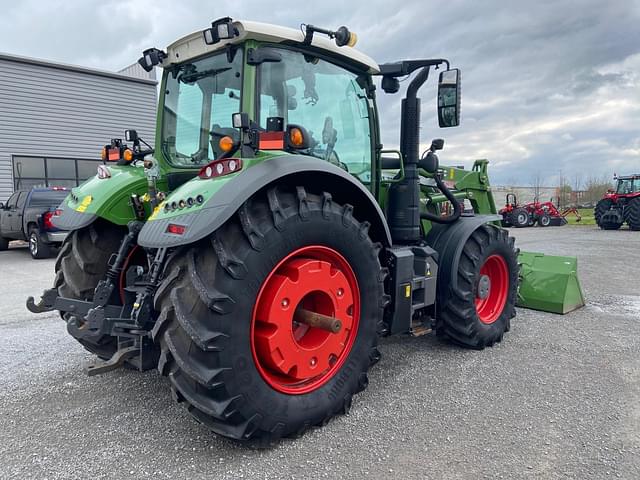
[517,251,586,314]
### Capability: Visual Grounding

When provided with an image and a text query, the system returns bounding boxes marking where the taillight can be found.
[198,158,243,179]
[166,223,186,235]
[43,211,55,230]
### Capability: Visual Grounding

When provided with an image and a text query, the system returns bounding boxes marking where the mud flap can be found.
[517,251,585,314]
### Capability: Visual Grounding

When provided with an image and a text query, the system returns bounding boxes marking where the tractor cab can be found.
[615,175,640,195]
[147,19,382,179]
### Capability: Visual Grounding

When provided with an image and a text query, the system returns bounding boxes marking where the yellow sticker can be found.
[449,168,454,179]
[76,195,93,213]
[148,201,164,221]
[404,284,411,298]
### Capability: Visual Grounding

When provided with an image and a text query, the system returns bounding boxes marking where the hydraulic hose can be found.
[420,173,462,224]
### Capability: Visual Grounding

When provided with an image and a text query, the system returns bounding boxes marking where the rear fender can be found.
[53,166,149,231]
[138,155,392,248]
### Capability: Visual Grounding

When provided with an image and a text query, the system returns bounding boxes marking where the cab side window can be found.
[258,49,373,184]
[6,193,19,209]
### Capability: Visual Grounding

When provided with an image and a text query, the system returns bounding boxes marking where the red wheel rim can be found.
[251,246,360,395]
[474,254,509,324]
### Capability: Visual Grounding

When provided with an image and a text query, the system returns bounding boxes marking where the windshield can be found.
[616,177,639,194]
[161,49,242,167]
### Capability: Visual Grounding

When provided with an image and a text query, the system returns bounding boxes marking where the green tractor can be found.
[28,18,564,443]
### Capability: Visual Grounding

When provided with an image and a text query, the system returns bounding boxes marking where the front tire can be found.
[153,186,385,443]
[595,199,622,230]
[436,225,518,349]
[54,220,125,358]
[538,213,551,227]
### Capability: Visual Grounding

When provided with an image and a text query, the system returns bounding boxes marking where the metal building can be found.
[0,53,157,201]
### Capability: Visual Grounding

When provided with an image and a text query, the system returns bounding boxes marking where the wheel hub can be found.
[477,274,491,299]
[252,246,359,394]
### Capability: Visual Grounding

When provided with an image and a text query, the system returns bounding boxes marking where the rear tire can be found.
[436,225,518,349]
[508,207,529,228]
[625,198,640,230]
[29,227,52,259]
[0,236,8,251]
[153,186,385,443]
[54,220,125,359]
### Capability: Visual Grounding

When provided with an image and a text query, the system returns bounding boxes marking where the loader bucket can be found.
[516,251,585,314]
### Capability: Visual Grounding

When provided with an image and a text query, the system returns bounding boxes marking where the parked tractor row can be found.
[499,194,580,228]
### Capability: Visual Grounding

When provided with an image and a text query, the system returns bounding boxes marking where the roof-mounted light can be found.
[203,17,238,45]
[137,48,167,72]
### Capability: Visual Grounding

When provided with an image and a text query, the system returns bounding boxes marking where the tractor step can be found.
[410,320,432,337]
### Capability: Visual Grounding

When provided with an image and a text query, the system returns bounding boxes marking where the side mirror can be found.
[431,138,444,151]
[124,129,138,142]
[437,69,461,128]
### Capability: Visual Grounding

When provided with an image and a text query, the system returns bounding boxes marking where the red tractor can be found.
[595,174,640,230]
[500,194,581,228]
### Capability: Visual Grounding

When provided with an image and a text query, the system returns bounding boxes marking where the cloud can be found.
[1,0,638,186]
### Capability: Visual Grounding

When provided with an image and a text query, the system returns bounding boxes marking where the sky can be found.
[1,0,639,186]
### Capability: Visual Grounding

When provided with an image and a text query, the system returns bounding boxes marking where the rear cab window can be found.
[28,190,69,208]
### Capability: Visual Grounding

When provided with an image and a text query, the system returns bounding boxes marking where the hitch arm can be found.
[26,288,59,313]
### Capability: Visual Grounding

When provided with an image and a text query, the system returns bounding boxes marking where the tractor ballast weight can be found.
[26,17,584,443]
[517,252,585,314]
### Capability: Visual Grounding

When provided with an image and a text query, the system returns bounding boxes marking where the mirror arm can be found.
[379,58,449,78]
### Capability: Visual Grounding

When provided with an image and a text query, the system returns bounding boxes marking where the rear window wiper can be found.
[179,67,232,84]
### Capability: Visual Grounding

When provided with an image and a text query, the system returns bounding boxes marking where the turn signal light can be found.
[198,158,243,179]
[123,148,134,162]
[289,127,304,147]
[101,147,107,161]
[219,136,235,153]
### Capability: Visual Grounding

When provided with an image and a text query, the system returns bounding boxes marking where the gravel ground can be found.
[0,227,638,480]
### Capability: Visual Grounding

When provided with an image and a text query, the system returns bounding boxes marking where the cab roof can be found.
[162,19,380,74]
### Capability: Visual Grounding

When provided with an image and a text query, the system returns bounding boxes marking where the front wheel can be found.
[153,186,385,443]
[29,228,52,259]
[436,225,518,349]
[538,213,551,227]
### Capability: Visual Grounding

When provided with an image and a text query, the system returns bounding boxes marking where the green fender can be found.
[54,165,151,230]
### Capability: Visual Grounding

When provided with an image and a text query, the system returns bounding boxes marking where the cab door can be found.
[1,192,21,239]
[256,47,375,186]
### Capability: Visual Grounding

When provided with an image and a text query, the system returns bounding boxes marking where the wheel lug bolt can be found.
[281,298,289,308]
[310,357,317,367]
[337,288,344,297]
